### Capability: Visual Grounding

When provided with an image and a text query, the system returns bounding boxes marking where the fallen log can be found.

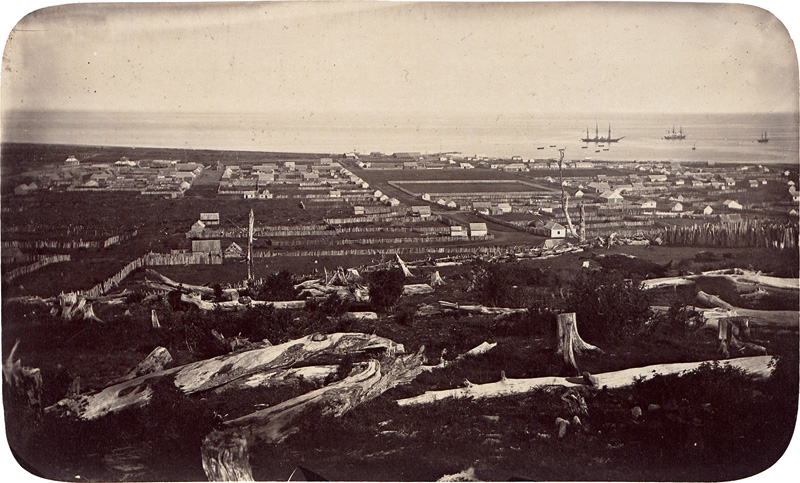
[212,365,339,394]
[180,293,306,311]
[111,347,173,384]
[438,301,528,316]
[422,341,497,371]
[641,269,799,292]
[402,283,435,296]
[145,270,239,298]
[343,311,379,322]
[46,333,404,420]
[396,355,776,407]
[202,347,427,480]
[696,291,799,330]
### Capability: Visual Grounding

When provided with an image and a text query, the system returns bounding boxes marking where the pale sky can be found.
[1,1,798,117]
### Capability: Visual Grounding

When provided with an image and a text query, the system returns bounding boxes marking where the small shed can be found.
[192,239,222,255]
[224,242,244,260]
[469,222,488,237]
[200,213,220,225]
[534,221,566,239]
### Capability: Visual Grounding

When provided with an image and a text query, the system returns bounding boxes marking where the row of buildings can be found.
[13,156,204,197]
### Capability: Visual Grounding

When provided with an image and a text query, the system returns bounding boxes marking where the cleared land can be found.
[392,179,550,195]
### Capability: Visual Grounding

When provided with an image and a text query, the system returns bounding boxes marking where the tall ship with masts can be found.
[581,123,624,143]
[757,130,769,143]
[664,126,686,140]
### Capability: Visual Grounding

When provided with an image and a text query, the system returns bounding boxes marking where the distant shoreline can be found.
[2,141,797,170]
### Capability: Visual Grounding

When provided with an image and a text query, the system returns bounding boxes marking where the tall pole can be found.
[557,148,579,240]
[247,209,254,281]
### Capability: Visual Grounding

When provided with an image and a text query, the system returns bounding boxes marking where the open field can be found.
[392,179,552,196]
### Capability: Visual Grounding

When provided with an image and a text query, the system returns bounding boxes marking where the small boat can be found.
[581,146,588,149]
[692,144,696,150]
[537,146,545,150]
[595,149,600,153]
[603,148,609,151]
[549,144,556,148]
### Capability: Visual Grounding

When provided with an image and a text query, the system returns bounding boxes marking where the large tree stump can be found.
[201,431,254,481]
[556,313,601,375]
[2,340,43,415]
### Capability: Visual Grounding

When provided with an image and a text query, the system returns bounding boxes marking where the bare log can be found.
[213,366,339,394]
[641,269,799,292]
[145,269,238,297]
[396,355,776,407]
[46,333,404,420]
[422,341,498,371]
[696,291,798,329]
[180,293,306,311]
[202,347,427,480]
[402,283,435,296]
[343,311,379,322]
[438,301,527,316]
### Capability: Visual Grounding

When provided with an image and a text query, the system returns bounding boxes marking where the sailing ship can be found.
[664,126,686,140]
[581,123,624,143]
[757,131,769,143]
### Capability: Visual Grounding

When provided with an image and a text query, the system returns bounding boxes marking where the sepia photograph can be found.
[1,1,798,481]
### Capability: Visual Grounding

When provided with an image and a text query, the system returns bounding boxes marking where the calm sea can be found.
[2,110,797,164]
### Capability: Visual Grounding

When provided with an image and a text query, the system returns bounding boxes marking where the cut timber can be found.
[556,313,601,374]
[396,355,776,407]
[201,347,426,481]
[438,301,527,316]
[696,291,798,330]
[402,283,435,296]
[46,333,404,420]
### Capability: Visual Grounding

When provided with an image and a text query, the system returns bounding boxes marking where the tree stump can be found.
[556,313,601,375]
[201,430,253,481]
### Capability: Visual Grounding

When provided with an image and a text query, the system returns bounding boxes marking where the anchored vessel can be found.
[757,131,769,143]
[581,123,624,143]
[664,126,686,140]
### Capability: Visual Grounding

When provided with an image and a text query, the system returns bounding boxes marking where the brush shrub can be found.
[367,268,405,312]
[564,269,651,343]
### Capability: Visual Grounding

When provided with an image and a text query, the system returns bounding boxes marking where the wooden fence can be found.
[2,231,137,250]
[270,234,475,248]
[2,255,72,282]
[660,220,798,249]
